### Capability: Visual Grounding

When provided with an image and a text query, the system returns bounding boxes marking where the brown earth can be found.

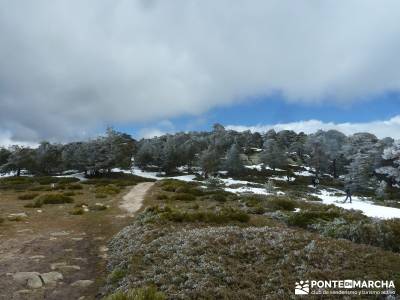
[0,182,154,300]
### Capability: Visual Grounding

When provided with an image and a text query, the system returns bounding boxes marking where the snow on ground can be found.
[245,164,285,172]
[270,176,295,182]
[314,189,400,219]
[0,172,16,178]
[294,170,314,177]
[129,167,197,182]
[55,172,88,181]
[127,167,400,219]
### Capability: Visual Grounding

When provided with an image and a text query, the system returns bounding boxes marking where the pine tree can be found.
[199,147,220,178]
[376,140,400,185]
[261,140,287,170]
[224,143,244,176]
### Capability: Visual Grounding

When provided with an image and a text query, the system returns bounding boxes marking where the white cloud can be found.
[1,1,400,141]
[226,115,400,139]
[138,128,166,139]
[0,130,38,148]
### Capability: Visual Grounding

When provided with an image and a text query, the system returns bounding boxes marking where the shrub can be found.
[162,208,249,224]
[170,193,196,201]
[96,184,121,195]
[63,191,76,197]
[156,193,169,200]
[95,193,108,199]
[108,267,127,285]
[314,218,400,252]
[104,286,166,300]
[70,207,84,215]
[67,183,83,190]
[90,203,107,211]
[18,193,39,200]
[266,196,297,211]
[37,193,74,205]
[287,209,340,228]
[0,216,3,224]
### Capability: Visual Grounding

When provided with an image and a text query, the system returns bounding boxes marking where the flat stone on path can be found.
[41,272,63,285]
[29,255,45,260]
[70,280,94,288]
[12,272,43,289]
[50,231,70,237]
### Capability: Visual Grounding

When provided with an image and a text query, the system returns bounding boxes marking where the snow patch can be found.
[314,189,400,219]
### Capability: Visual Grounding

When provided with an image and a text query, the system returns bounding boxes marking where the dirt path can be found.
[120,182,154,216]
[0,182,153,300]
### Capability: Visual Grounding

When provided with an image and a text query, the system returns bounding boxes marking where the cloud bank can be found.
[227,115,400,139]
[1,1,400,141]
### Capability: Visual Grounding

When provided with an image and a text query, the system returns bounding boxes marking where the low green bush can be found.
[287,209,341,228]
[108,267,127,285]
[313,218,400,253]
[170,193,196,201]
[18,193,39,200]
[28,194,74,207]
[70,207,84,215]
[162,208,249,224]
[95,184,121,195]
[95,193,108,199]
[67,183,83,190]
[156,193,169,200]
[266,196,297,211]
[104,286,166,300]
[63,191,76,197]
[90,203,107,211]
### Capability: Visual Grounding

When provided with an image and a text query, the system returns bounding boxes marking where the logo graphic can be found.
[295,280,310,295]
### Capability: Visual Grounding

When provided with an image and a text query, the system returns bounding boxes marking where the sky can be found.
[1,0,400,145]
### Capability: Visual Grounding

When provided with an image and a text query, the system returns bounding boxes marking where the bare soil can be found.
[0,182,154,300]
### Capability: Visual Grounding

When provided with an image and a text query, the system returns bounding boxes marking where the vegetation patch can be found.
[103,286,166,300]
[18,192,39,200]
[265,196,297,211]
[95,185,121,195]
[70,207,84,215]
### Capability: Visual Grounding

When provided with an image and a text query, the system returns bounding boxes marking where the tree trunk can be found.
[17,168,21,177]
[332,159,337,178]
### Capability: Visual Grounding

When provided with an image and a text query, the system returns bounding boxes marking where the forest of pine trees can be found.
[1,124,400,195]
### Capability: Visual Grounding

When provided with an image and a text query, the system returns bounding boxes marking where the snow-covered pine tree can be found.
[261,140,288,170]
[224,143,244,176]
[376,140,400,185]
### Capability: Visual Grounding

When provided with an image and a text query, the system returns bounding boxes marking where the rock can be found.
[99,246,108,252]
[50,262,66,270]
[8,213,28,221]
[50,231,70,237]
[29,255,45,260]
[73,257,87,263]
[51,262,80,272]
[14,289,31,295]
[71,237,84,241]
[12,272,40,285]
[70,280,94,288]
[37,210,42,213]
[27,276,43,289]
[58,265,81,272]
[17,229,33,233]
[41,272,63,285]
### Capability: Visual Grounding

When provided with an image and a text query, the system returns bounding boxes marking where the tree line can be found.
[1,124,400,194]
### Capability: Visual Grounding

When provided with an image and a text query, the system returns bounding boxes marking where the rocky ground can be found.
[0,180,153,300]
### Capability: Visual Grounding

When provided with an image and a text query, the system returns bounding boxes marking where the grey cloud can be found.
[1,0,400,142]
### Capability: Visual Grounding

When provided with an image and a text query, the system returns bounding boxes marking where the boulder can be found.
[70,280,94,288]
